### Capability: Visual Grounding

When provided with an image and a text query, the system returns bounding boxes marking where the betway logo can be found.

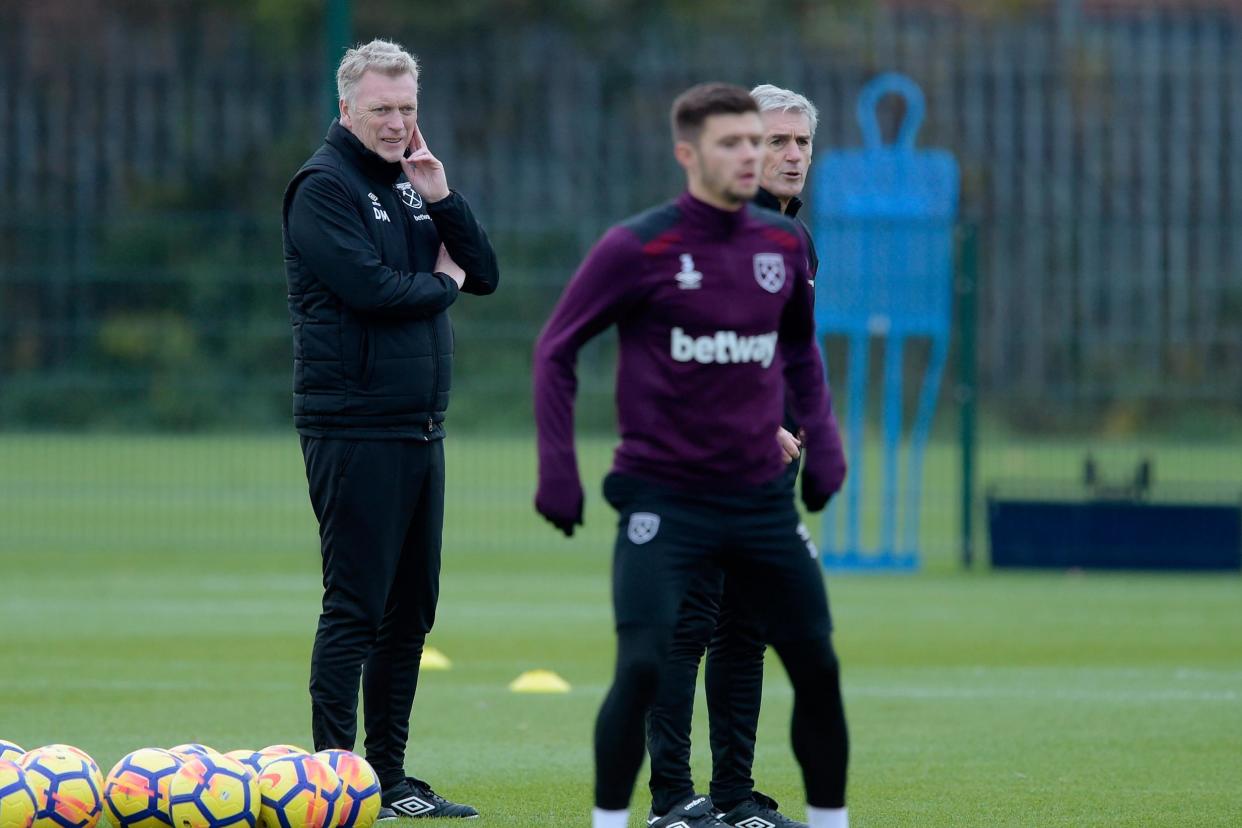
[670,327,778,368]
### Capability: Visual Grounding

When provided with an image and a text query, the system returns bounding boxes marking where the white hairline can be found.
[749,83,819,139]
[336,39,420,108]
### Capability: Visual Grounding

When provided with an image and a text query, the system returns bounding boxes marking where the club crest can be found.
[396,182,423,209]
[753,252,786,293]
[627,512,661,545]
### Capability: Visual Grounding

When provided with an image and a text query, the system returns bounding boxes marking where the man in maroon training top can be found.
[533,83,847,828]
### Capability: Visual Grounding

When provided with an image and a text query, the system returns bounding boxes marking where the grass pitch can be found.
[0,433,1239,826]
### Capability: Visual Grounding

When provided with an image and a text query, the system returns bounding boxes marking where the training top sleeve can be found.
[288,172,461,317]
[779,252,829,428]
[779,250,846,508]
[533,226,645,509]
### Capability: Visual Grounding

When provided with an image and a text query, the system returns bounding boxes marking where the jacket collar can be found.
[325,119,404,186]
[753,186,804,219]
[677,191,748,238]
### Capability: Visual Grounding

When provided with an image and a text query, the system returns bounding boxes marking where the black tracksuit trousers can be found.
[301,436,444,790]
[647,573,767,813]
[596,472,848,812]
[644,461,848,814]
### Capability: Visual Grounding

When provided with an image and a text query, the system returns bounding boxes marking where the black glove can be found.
[535,476,584,537]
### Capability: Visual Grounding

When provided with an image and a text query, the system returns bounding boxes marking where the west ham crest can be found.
[627,512,661,545]
[396,182,423,209]
[753,253,786,293]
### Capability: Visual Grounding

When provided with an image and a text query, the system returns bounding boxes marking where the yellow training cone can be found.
[509,669,571,693]
[421,646,452,670]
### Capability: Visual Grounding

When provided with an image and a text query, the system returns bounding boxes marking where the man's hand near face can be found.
[400,123,450,203]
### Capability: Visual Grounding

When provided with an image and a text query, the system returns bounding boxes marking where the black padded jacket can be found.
[282,121,499,439]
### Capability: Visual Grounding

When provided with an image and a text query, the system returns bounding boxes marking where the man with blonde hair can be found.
[642,84,849,828]
[282,37,498,820]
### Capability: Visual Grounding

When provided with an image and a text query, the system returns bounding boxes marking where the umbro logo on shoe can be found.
[717,791,806,828]
[648,793,729,827]
[389,795,436,817]
[735,818,777,828]
[379,777,479,820]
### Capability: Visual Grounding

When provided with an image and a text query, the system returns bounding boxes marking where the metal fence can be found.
[3,1,1241,564]
[5,4,1242,413]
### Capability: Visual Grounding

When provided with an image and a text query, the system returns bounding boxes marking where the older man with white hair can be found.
[642,85,850,828]
[281,38,498,819]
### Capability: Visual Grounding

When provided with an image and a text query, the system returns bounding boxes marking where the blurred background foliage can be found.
[3,0,1242,434]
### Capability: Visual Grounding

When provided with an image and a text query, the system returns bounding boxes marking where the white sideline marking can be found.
[845,684,1239,703]
[0,679,1234,703]
[1,677,290,692]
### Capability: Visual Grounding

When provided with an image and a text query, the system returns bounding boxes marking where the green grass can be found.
[1,434,1240,826]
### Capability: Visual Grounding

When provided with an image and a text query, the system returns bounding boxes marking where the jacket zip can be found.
[427,316,439,433]
[359,327,374,387]
[397,182,439,434]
